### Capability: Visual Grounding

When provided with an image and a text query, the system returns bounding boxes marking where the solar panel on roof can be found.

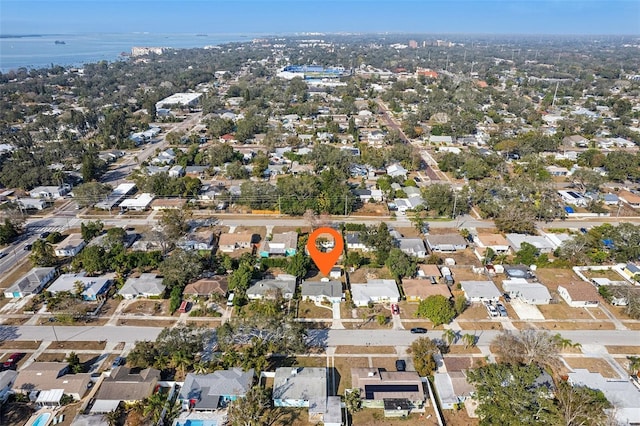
[364,384,420,399]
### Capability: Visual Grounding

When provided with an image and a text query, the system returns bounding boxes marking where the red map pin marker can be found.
[307,227,344,276]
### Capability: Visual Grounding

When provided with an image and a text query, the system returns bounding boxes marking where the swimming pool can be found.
[175,420,218,426]
[32,412,51,426]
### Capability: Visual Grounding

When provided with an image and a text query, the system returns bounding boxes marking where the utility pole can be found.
[344,194,348,216]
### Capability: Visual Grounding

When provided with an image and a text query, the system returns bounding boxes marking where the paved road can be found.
[0,325,163,343]
[4,325,636,348]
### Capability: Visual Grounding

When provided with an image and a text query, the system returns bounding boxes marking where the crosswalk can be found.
[26,226,66,234]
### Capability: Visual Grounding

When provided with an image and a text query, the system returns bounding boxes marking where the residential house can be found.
[0,370,17,402]
[402,279,452,302]
[351,368,425,411]
[119,193,155,211]
[179,368,254,411]
[90,367,161,414]
[429,135,453,145]
[301,280,342,303]
[557,281,600,307]
[17,197,49,210]
[398,238,427,259]
[246,275,297,300]
[29,185,70,199]
[118,273,166,299]
[505,233,555,254]
[218,233,255,253]
[433,370,474,410]
[178,229,216,252]
[4,267,57,299]
[416,264,442,281]
[619,190,640,209]
[353,189,383,203]
[54,234,86,257]
[150,198,187,211]
[259,231,298,257]
[47,273,112,301]
[602,193,620,205]
[345,232,370,252]
[183,277,228,298]
[568,369,640,425]
[562,135,589,148]
[12,362,92,403]
[426,234,468,253]
[169,165,185,177]
[350,279,400,307]
[558,190,588,207]
[624,263,640,279]
[386,163,407,178]
[546,166,569,176]
[152,149,176,165]
[460,280,502,303]
[473,233,510,257]
[502,279,552,304]
[273,367,339,424]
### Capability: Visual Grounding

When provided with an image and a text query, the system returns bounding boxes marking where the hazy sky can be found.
[2,0,639,35]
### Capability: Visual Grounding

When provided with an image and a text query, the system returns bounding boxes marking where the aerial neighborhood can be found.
[1,33,640,426]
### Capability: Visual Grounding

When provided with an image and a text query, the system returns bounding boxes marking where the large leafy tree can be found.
[409,337,439,376]
[468,363,560,425]
[415,295,456,326]
[385,248,416,279]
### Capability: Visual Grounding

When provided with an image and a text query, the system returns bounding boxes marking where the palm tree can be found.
[102,407,121,426]
[171,351,191,380]
[552,333,581,351]
[30,239,56,266]
[462,333,476,349]
[443,329,458,346]
[193,361,209,375]
[628,356,640,377]
[143,391,166,425]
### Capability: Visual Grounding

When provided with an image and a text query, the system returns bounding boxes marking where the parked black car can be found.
[395,359,406,371]
[410,327,428,334]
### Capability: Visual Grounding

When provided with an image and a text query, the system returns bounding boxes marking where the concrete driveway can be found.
[510,300,545,320]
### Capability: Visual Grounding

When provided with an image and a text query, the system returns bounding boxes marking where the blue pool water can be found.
[32,413,51,426]
[175,420,218,426]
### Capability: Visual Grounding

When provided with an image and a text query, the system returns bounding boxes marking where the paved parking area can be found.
[510,299,545,320]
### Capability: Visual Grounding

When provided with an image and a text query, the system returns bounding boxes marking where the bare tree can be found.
[492,330,571,370]
[554,380,612,426]
[227,386,272,426]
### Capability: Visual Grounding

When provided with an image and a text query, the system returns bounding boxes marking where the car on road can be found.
[410,327,428,334]
[0,252,6,259]
[395,359,406,371]
[391,303,400,315]
[3,353,25,369]
[496,303,508,317]
[414,176,421,182]
[23,244,32,251]
[579,227,588,234]
[503,293,511,302]
[40,232,50,239]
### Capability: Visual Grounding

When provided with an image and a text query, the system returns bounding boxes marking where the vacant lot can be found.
[458,320,503,331]
[123,300,170,316]
[606,345,640,354]
[535,268,579,292]
[334,346,396,355]
[47,341,106,350]
[582,269,627,281]
[0,340,41,350]
[347,266,394,284]
[457,304,490,321]
[537,303,599,320]
[564,357,620,378]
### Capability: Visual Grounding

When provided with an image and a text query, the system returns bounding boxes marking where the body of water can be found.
[0,32,256,72]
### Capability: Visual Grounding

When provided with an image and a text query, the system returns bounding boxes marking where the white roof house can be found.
[351,279,400,307]
[502,279,552,304]
[398,238,427,258]
[505,234,556,254]
[47,273,112,301]
[119,273,166,299]
[155,92,202,109]
[273,367,326,408]
[119,193,155,211]
[568,369,640,425]
[54,234,86,257]
[386,163,407,178]
[460,280,502,303]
